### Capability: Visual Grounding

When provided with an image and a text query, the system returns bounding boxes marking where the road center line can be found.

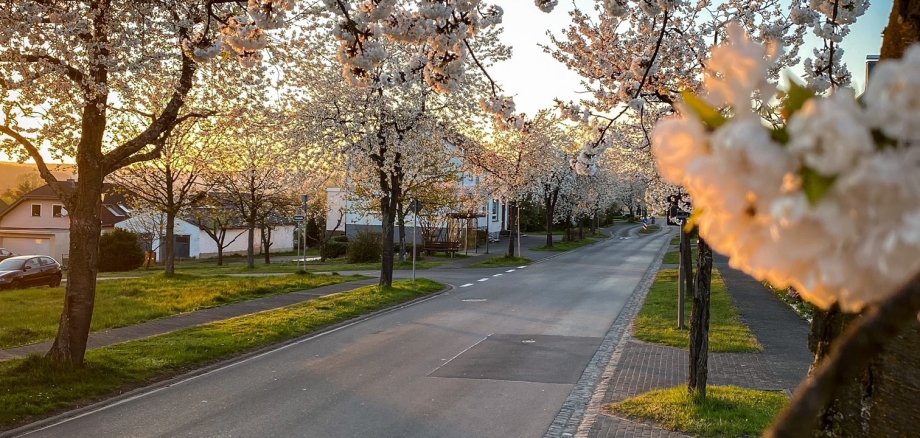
[477,278,489,282]
[518,266,527,269]
[505,269,515,273]
[492,273,502,277]
[460,283,474,288]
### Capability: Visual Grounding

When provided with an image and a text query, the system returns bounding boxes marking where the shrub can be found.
[320,241,347,259]
[99,229,145,272]
[347,230,382,263]
[332,234,349,243]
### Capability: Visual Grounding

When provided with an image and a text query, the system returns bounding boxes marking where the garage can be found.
[0,235,52,257]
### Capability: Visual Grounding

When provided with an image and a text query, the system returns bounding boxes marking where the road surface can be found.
[20,225,670,438]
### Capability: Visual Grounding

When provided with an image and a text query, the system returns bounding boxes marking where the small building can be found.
[0,180,126,261]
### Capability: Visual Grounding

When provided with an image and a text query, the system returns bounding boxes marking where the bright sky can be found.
[490,0,893,116]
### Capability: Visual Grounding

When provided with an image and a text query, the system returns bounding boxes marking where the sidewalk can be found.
[584,253,812,438]
[0,277,378,362]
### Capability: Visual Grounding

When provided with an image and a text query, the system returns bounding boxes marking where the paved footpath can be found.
[0,277,379,362]
[583,250,813,438]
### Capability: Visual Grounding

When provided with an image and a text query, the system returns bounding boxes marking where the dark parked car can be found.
[0,248,14,262]
[0,255,63,290]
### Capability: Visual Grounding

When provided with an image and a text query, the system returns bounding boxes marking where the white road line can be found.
[505,269,515,273]
[492,273,502,277]
[477,278,489,282]
[461,299,487,302]
[429,333,492,375]
[460,283,474,288]
[518,266,527,269]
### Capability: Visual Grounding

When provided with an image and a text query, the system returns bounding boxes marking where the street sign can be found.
[409,199,422,214]
[293,215,305,222]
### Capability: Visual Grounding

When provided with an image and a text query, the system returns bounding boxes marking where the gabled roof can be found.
[0,199,8,214]
[0,180,131,227]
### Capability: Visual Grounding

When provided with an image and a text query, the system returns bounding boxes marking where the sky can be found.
[489,0,893,116]
[1,0,897,163]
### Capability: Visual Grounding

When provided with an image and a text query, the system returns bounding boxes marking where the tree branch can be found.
[0,124,69,203]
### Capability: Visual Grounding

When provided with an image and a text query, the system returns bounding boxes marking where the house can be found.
[326,170,510,245]
[115,211,296,262]
[0,180,128,261]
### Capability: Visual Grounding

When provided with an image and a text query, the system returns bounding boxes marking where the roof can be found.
[0,199,8,214]
[0,180,131,227]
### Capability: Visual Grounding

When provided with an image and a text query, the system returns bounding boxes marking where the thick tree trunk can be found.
[678,226,693,330]
[47,174,103,366]
[164,211,176,276]
[217,245,224,266]
[881,0,920,59]
[507,200,517,257]
[379,195,396,288]
[688,236,712,397]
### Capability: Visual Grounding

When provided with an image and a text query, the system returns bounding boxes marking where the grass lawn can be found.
[0,279,444,430]
[0,273,363,349]
[96,258,445,278]
[633,269,761,352]
[662,246,700,265]
[468,256,532,268]
[533,237,599,252]
[608,385,787,437]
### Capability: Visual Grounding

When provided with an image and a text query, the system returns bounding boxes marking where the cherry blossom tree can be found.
[110,118,217,276]
[0,0,294,365]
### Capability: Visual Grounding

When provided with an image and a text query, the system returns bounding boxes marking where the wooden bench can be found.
[423,241,461,255]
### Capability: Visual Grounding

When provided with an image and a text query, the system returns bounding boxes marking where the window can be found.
[40,257,56,266]
[24,258,40,270]
[491,200,499,222]
[53,205,64,217]
[31,204,41,217]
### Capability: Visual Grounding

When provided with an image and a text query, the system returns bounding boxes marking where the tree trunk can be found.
[688,236,712,398]
[379,195,396,288]
[507,200,517,257]
[881,0,920,59]
[164,211,176,276]
[397,202,407,263]
[246,220,255,269]
[679,225,693,330]
[544,194,554,248]
[47,173,103,366]
[261,225,271,264]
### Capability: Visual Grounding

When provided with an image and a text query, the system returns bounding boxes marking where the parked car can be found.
[0,255,63,290]
[0,248,14,262]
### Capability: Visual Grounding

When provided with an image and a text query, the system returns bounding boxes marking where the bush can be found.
[99,229,145,272]
[320,241,347,259]
[332,234,349,243]
[347,230,382,263]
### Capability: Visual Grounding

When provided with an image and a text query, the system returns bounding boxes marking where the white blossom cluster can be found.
[181,0,297,66]
[652,26,920,312]
[791,0,868,92]
[323,0,504,93]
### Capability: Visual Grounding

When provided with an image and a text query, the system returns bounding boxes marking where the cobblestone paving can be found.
[584,253,812,438]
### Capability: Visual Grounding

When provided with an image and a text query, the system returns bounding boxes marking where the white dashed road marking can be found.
[460,283,474,288]
[505,269,515,273]
[518,266,527,269]
[477,278,489,282]
[492,273,502,277]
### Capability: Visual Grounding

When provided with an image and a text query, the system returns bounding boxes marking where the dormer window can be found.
[31,204,41,217]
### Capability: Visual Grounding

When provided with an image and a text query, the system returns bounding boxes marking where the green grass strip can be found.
[0,273,363,349]
[0,279,443,429]
[609,385,787,437]
[468,256,532,268]
[633,269,761,352]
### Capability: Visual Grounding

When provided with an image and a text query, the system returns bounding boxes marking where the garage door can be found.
[1,237,51,257]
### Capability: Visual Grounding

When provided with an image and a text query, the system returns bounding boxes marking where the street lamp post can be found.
[410,199,421,282]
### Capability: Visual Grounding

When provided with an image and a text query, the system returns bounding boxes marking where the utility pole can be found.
[301,194,308,271]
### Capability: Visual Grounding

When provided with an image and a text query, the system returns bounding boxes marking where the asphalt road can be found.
[20,225,670,438]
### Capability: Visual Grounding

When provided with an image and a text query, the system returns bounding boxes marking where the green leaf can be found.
[682,91,726,131]
[684,207,704,234]
[782,78,816,120]
[801,167,836,205]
